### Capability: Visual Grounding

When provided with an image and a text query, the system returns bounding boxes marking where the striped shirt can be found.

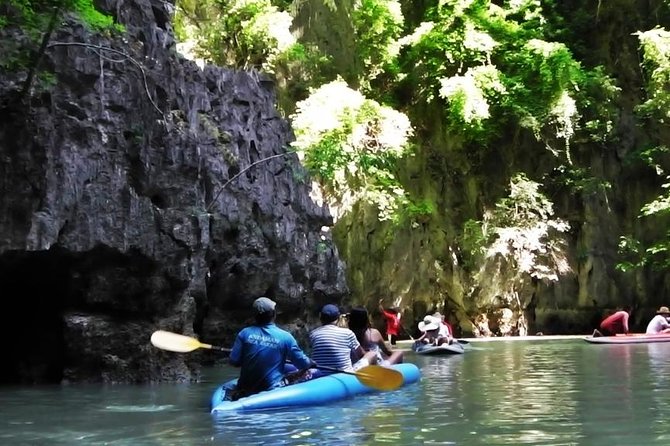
[309,324,360,372]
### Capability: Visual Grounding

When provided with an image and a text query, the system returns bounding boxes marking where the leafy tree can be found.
[392,0,618,156]
[351,0,405,94]
[462,174,571,335]
[291,79,413,221]
[617,27,670,272]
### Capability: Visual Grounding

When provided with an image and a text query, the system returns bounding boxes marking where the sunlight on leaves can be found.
[291,79,413,221]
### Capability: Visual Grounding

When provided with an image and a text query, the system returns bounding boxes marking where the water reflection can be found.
[5,341,670,445]
[211,387,422,445]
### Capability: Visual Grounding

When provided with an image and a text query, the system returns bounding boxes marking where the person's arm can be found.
[353,344,367,360]
[286,336,314,370]
[229,334,243,367]
[372,329,394,356]
[347,330,366,360]
[622,312,630,334]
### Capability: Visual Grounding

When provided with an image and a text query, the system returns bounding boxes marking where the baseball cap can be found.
[253,297,276,314]
[320,304,340,323]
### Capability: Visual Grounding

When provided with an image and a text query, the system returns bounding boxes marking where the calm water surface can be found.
[2,339,670,445]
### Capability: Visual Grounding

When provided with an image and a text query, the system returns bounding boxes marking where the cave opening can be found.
[0,249,72,385]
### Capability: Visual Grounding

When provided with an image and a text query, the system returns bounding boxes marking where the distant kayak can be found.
[584,333,670,344]
[412,341,465,355]
[210,363,421,413]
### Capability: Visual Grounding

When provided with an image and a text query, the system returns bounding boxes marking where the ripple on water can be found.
[103,404,177,413]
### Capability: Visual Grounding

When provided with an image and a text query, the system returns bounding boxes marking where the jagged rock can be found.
[0,0,347,383]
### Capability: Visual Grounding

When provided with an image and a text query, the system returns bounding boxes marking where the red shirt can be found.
[381,309,400,335]
[600,311,630,334]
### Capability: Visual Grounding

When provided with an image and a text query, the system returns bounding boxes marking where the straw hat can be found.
[418,316,440,332]
[657,306,670,314]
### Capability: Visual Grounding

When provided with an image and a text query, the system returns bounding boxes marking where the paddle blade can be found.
[355,365,404,391]
[150,330,207,353]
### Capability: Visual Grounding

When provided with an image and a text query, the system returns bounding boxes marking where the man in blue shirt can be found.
[229,297,315,400]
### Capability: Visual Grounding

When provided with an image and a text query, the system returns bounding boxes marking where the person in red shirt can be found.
[594,307,631,337]
[378,299,401,345]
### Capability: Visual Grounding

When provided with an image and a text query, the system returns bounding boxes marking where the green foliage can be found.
[402,198,435,219]
[291,79,413,221]
[392,0,617,153]
[635,27,670,120]
[547,165,612,196]
[387,197,437,228]
[174,0,332,111]
[617,233,670,272]
[472,173,571,281]
[634,180,670,270]
[1,0,120,32]
[1,0,121,102]
[176,0,299,71]
[459,218,487,269]
[316,240,331,254]
[617,27,670,273]
[351,0,404,93]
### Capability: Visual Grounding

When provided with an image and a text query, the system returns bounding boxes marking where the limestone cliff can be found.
[318,1,670,336]
[0,0,347,384]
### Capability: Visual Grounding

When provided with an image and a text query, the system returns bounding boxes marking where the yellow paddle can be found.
[151,330,231,353]
[150,330,404,391]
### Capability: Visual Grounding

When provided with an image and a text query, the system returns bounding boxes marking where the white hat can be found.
[418,316,440,332]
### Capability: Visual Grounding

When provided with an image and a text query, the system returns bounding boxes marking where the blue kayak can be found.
[210,363,421,413]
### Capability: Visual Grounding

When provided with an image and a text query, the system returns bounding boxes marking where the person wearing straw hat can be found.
[645,306,670,334]
[415,315,449,346]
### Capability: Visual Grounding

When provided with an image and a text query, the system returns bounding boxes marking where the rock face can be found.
[328,1,670,337]
[0,0,347,384]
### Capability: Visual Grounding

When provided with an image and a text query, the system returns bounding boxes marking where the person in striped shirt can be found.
[309,304,377,378]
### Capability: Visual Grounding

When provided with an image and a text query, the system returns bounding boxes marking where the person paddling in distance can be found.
[227,297,316,400]
[646,306,670,334]
[347,307,403,366]
[309,304,378,378]
[378,298,402,345]
[592,306,631,337]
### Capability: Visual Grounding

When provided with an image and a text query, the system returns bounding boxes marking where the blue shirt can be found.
[230,323,312,393]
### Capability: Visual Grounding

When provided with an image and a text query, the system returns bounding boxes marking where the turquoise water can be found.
[2,339,670,445]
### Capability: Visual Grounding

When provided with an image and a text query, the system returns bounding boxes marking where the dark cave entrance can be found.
[0,249,71,384]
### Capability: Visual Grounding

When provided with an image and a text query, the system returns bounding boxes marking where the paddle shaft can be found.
[151,330,403,391]
[400,324,415,340]
[202,344,231,353]
[313,364,361,377]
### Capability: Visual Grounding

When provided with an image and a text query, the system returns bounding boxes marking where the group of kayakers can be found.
[593,305,670,337]
[226,297,405,401]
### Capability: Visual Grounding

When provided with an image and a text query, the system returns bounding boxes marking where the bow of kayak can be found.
[210,363,421,413]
